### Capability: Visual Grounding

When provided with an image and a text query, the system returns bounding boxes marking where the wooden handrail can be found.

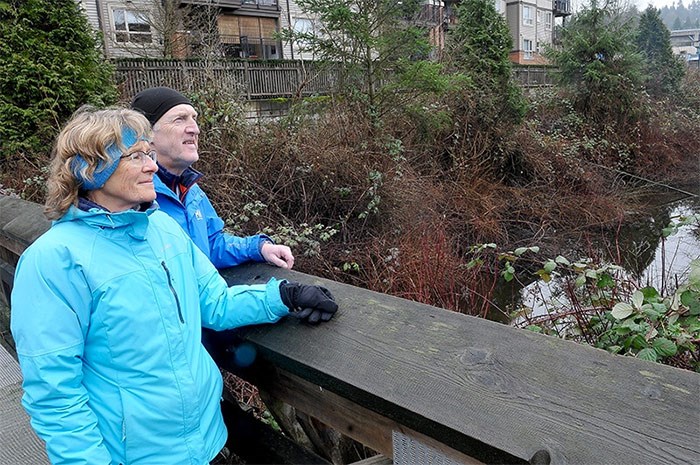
[1,195,699,464]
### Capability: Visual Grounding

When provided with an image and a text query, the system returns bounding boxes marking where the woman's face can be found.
[88,141,158,212]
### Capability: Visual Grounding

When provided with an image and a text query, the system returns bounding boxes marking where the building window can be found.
[113,9,151,44]
[293,18,315,34]
[523,39,533,60]
[523,6,533,26]
[545,12,553,30]
[217,15,280,59]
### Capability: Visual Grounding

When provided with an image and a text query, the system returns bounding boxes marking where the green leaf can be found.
[614,326,632,335]
[632,290,644,309]
[642,304,661,321]
[596,272,614,289]
[629,334,648,350]
[465,259,482,269]
[641,286,659,301]
[575,274,587,287]
[514,246,539,256]
[543,260,557,273]
[652,338,677,357]
[620,318,640,330]
[651,303,668,314]
[680,290,700,315]
[661,226,676,238]
[525,325,543,333]
[612,302,634,320]
[502,264,515,282]
[514,247,529,256]
[555,255,571,266]
[637,348,658,362]
[536,269,551,283]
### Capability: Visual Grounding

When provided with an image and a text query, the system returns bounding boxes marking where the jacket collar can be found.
[57,200,159,240]
[156,164,203,191]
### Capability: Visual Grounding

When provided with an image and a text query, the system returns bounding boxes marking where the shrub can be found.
[546,1,646,128]
[0,0,117,159]
[507,213,700,372]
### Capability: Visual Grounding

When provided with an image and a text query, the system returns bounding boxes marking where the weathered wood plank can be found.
[0,196,49,261]
[222,263,700,465]
[238,364,483,465]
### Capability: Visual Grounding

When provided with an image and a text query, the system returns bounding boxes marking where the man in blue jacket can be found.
[131,87,295,361]
[131,86,294,270]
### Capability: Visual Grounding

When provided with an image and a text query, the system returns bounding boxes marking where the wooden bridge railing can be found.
[1,194,698,464]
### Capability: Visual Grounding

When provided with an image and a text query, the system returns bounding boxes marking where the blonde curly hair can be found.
[44,106,152,220]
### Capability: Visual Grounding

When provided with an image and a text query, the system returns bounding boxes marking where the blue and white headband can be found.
[70,127,142,190]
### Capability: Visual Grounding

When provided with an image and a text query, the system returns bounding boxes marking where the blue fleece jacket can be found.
[11,204,289,464]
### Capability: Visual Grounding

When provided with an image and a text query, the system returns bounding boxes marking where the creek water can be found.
[492,191,700,324]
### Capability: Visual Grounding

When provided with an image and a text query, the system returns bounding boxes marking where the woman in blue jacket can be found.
[10,107,337,465]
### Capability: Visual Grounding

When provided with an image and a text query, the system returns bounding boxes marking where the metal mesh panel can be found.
[392,430,464,465]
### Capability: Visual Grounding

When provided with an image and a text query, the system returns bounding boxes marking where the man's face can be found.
[151,104,200,175]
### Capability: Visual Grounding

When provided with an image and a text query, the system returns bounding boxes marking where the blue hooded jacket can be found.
[153,166,269,268]
[10,204,289,465]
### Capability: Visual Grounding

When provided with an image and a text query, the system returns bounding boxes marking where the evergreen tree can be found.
[546,1,645,127]
[636,6,685,97]
[441,0,526,179]
[445,0,525,126]
[0,0,117,157]
[673,16,683,29]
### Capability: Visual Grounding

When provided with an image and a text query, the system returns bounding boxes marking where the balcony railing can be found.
[218,34,282,60]
[553,0,571,16]
[179,0,279,8]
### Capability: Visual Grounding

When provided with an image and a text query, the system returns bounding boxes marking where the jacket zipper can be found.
[161,261,184,323]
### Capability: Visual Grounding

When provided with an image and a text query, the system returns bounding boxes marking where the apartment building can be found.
[445,0,571,64]
[76,1,568,64]
[670,28,700,63]
[76,0,287,59]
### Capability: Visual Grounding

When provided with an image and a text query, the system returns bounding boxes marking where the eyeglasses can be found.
[120,150,157,165]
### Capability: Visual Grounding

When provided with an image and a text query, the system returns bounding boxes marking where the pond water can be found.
[493,192,700,323]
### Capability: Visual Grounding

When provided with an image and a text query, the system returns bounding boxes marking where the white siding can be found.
[75,0,101,32]
[505,0,554,58]
[280,0,317,61]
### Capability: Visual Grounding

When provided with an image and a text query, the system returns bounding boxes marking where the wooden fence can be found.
[114,59,554,100]
[512,66,556,87]
[114,59,339,100]
[1,194,699,465]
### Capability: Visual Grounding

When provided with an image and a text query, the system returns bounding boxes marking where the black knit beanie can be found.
[130,87,192,126]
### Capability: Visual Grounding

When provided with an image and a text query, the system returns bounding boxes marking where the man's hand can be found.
[279,282,338,324]
[261,242,295,269]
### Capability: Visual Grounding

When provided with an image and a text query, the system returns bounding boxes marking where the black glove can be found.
[279,282,338,324]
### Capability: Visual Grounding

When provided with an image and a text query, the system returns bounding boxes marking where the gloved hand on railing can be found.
[279,282,338,324]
